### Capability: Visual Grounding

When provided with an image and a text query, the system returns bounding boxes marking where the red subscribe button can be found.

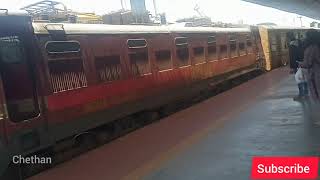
[252,157,319,179]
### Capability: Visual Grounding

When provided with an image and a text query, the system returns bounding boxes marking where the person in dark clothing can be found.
[288,34,304,73]
[301,29,320,103]
[288,33,306,100]
[300,29,320,123]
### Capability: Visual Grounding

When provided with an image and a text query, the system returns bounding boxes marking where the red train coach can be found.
[0,12,261,178]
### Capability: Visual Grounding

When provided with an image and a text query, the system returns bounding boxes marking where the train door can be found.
[0,36,40,122]
[0,75,8,143]
[0,13,45,155]
[0,72,11,179]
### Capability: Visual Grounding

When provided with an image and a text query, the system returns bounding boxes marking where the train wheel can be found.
[73,132,98,154]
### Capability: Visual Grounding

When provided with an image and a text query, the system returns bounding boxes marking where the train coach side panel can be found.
[41,29,259,142]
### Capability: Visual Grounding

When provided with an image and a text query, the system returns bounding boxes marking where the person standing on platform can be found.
[301,30,320,103]
[288,33,301,73]
[289,33,305,100]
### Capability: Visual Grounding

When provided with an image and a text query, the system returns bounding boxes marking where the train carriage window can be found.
[246,36,253,54]
[207,36,217,61]
[175,37,190,67]
[46,41,87,93]
[176,48,189,67]
[239,42,246,56]
[48,59,87,93]
[208,45,217,60]
[127,39,150,76]
[127,39,147,49]
[155,50,172,71]
[129,52,150,76]
[207,36,216,44]
[219,44,228,59]
[0,36,24,63]
[193,47,205,64]
[229,35,238,58]
[46,41,80,54]
[175,37,188,46]
[95,56,122,82]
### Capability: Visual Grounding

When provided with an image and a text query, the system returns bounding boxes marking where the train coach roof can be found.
[32,23,251,35]
[258,25,311,30]
[0,10,29,16]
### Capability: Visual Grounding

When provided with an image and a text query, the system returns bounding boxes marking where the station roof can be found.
[32,23,251,35]
[243,0,320,20]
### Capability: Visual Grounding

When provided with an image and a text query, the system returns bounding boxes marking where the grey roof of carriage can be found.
[258,25,313,30]
[32,23,251,35]
[0,10,29,16]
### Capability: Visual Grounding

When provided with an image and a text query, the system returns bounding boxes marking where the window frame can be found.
[219,44,228,60]
[129,51,151,76]
[0,35,26,64]
[207,36,216,44]
[207,36,217,61]
[94,55,122,83]
[154,49,173,71]
[193,46,205,64]
[239,42,246,56]
[229,35,238,58]
[127,38,150,76]
[127,39,148,49]
[45,40,81,54]
[246,35,253,54]
[175,37,190,67]
[175,37,188,47]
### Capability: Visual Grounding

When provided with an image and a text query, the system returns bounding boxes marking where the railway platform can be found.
[28,67,320,180]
